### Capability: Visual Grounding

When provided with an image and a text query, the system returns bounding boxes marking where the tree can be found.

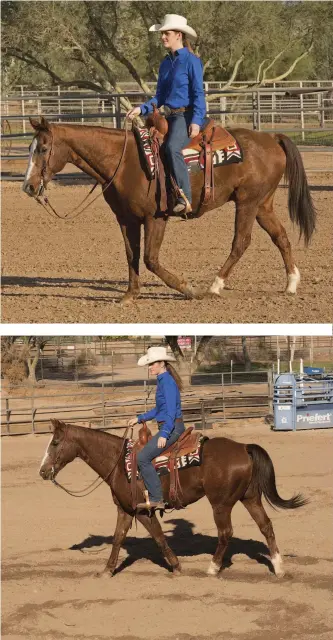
[1,336,49,385]
[2,1,331,98]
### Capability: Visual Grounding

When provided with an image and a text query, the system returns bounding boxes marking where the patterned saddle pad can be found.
[124,435,207,481]
[135,127,243,179]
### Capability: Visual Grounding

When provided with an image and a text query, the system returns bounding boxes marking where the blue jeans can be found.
[137,419,186,502]
[164,113,191,202]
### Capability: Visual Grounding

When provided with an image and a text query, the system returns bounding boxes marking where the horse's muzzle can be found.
[23,183,36,197]
[39,465,54,480]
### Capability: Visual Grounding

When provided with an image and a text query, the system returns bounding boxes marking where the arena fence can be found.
[1,85,332,177]
[1,370,272,436]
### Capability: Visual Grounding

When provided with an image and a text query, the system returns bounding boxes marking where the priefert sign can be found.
[296,410,333,428]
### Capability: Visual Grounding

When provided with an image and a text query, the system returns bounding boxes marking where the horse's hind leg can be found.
[242,495,284,577]
[101,505,133,576]
[209,202,257,295]
[136,512,181,574]
[207,506,233,576]
[256,198,300,294]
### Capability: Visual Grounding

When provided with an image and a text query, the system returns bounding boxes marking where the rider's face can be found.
[161,30,183,51]
[148,361,166,376]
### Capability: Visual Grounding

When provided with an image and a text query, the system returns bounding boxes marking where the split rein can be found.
[35,120,130,223]
[51,425,130,498]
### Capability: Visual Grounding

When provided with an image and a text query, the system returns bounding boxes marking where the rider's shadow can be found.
[70,517,272,575]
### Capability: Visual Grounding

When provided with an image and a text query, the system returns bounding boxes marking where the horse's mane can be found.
[55,420,124,444]
[51,123,128,137]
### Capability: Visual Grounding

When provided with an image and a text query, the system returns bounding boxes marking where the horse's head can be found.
[23,117,67,197]
[39,419,78,480]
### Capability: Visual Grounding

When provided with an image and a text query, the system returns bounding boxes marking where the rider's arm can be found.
[158,375,178,439]
[139,60,166,115]
[137,406,158,423]
[188,55,206,127]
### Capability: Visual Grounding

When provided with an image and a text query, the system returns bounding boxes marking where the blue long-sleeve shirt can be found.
[137,371,182,438]
[139,47,206,127]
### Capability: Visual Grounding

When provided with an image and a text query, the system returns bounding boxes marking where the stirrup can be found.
[136,500,165,511]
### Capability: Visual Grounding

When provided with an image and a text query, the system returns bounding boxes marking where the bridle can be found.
[50,424,130,498]
[34,120,130,222]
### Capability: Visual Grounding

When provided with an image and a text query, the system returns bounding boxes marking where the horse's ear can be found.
[50,419,66,433]
[40,116,51,131]
[29,116,50,131]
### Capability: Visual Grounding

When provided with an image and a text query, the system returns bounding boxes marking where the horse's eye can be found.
[52,440,59,446]
[41,146,48,154]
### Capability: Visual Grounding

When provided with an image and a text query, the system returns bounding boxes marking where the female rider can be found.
[127,14,206,216]
[128,345,185,511]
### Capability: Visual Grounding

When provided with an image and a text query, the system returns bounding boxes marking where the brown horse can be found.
[23,117,315,303]
[39,420,307,578]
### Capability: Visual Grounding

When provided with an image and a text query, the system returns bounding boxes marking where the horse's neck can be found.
[75,427,123,481]
[63,126,129,182]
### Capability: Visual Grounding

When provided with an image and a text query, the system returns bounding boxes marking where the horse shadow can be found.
[70,517,273,575]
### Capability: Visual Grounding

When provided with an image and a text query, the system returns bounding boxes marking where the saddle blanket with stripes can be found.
[124,435,207,481]
[136,127,243,179]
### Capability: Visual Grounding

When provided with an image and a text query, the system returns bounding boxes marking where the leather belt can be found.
[158,417,183,428]
[164,106,190,116]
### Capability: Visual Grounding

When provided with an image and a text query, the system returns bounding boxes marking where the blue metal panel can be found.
[304,366,324,376]
[273,374,333,431]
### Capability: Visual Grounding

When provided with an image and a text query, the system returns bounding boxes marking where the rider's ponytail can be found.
[182,34,199,56]
[165,363,184,392]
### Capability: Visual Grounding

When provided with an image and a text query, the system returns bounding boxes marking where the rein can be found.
[51,425,130,498]
[36,121,129,222]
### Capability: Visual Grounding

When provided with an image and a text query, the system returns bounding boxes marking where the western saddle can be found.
[130,420,201,510]
[144,104,235,212]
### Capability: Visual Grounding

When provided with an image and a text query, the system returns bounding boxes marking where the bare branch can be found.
[264,40,314,83]
[256,58,269,84]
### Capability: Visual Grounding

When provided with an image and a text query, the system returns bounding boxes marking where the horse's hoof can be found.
[207,560,220,576]
[94,569,114,579]
[118,294,139,306]
[192,286,207,300]
[182,284,195,300]
[172,566,182,576]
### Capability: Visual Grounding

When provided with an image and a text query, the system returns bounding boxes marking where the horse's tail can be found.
[246,443,309,510]
[275,133,316,246]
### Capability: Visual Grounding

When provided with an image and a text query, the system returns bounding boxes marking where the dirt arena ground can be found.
[2,420,332,640]
[1,164,332,323]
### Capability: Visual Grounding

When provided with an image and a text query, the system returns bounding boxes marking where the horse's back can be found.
[203,435,249,463]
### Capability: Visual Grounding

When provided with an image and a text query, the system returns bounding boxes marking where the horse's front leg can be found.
[97,505,133,577]
[117,214,141,304]
[136,512,181,575]
[144,216,195,299]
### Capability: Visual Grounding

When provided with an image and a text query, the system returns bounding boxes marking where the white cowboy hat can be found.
[149,14,197,40]
[137,346,176,367]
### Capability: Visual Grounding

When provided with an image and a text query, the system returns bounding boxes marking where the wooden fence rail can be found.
[1,376,271,435]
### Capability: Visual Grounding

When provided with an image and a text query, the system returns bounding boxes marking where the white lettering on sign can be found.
[296,412,332,423]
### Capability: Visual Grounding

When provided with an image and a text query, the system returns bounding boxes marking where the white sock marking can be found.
[286,265,300,294]
[23,138,37,189]
[271,552,284,577]
[210,276,225,295]
[207,560,220,576]
[39,436,53,470]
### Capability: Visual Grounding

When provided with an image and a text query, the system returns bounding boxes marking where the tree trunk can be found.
[26,352,40,385]
[242,337,251,372]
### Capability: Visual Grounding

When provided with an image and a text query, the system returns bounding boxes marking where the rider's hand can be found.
[126,106,141,120]
[128,417,139,427]
[158,436,167,448]
[189,123,200,139]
